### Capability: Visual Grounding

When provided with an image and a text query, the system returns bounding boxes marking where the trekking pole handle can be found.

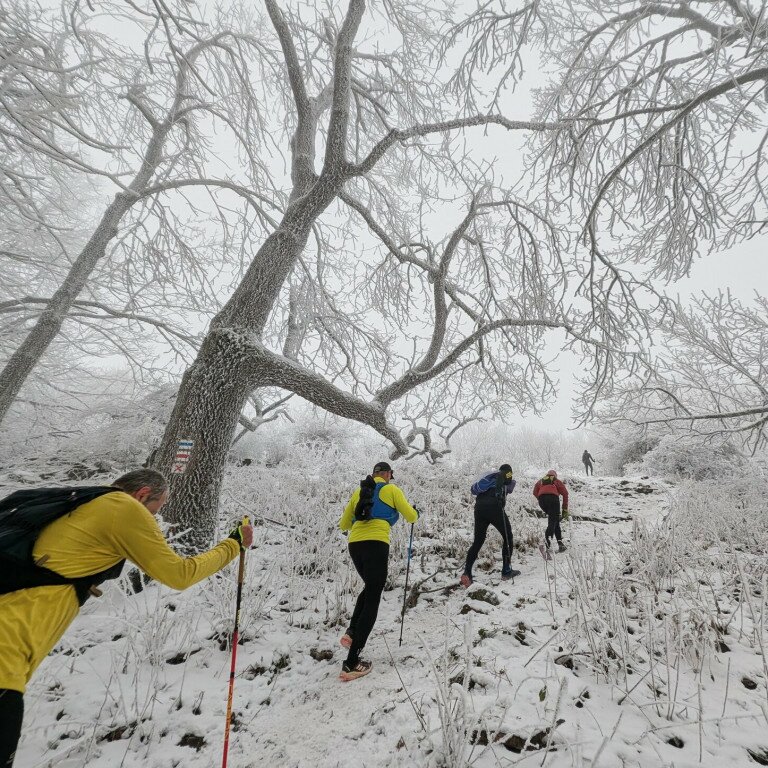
[238,515,251,552]
[235,516,248,595]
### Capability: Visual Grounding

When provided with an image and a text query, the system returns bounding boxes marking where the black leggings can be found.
[346,540,390,666]
[464,503,513,576]
[0,690,23,767]
[583,461,593,475]
[539,494,562,544]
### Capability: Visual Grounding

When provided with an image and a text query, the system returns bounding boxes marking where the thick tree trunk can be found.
[155,190,333,547]
[154,329,253,549]
[154,0,364,549]
[0,193,131,423]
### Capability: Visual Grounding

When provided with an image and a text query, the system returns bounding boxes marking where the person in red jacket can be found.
[533,470,569,553]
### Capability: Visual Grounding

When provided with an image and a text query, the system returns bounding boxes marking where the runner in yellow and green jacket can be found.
[337,461,418,682]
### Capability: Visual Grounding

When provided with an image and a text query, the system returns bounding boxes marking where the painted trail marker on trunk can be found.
[171,439,194,474]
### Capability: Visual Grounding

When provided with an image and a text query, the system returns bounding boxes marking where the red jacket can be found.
[533,477,569,508]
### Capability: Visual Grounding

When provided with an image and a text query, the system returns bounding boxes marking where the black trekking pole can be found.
[399,522,415,646]
[222,516,249,768]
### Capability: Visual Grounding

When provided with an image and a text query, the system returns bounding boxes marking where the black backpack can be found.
[353,475,377,521]
[494,471,507,499]
[0,486,125,605]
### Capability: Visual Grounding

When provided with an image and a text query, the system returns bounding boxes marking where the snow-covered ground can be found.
[11,465,768,768]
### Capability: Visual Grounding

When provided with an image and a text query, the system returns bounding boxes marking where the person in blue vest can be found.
[460,464,521,587]
[338,461,419,681]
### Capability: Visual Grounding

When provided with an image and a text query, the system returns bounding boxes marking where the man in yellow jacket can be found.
[0,469,253,767]
[338,461,418,682]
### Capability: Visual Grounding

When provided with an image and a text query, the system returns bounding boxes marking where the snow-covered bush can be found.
[562,466,768,722]
[627,434,747,480]
[666,475,768,556]
[595,422,750,480]
[0,379,175,478]
[428,619,478,768]
[233,412,382,470]
[593,424,660,475]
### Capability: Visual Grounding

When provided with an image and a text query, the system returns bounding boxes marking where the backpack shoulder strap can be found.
[0,485,121,604]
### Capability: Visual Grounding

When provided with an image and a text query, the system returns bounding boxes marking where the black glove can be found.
[228,518,249,548]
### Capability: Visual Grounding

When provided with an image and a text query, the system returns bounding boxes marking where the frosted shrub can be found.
[292,417,358,452]
[562,469,768,714]
[450,424,524,472]
[428,619,479,768]
[628,433,746,480]
[235,415,380,472]
[564,534,722,688]
[259,432,293,468]
[668,477,768,555]
[74,582,203,752]
[0,382,173,476]
[593,424,660,475]
[201,561,278,644]
[108,580,200,669]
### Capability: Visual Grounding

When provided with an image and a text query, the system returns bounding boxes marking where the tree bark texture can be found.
[154,329,253,547]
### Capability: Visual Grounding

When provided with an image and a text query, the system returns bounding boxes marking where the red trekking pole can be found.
[222,516,248,768]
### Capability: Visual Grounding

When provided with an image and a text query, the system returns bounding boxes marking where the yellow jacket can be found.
[0,490,239,692]
[339,479,418,544]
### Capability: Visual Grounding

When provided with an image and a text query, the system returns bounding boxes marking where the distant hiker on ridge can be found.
[582,449,595,476]
[338,461,419,682]
[460,464,521,588]
[533,469,569,554]
[0,469,253,768]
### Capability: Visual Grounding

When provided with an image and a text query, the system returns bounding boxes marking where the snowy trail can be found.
[220,475,668,767]
[18,475,768,768]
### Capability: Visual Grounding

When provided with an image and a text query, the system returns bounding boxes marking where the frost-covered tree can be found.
[0,168,90,410]
[0,0,281,422]
[153,0,636,546]
[448,0,768,420]
[530,0,768,265]
[597,293,768,452]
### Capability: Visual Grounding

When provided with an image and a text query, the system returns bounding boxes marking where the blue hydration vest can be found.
[471,471,516,499]
[370,482,399,526]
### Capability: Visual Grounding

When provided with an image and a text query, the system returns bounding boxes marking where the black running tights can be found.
[539,494,562,545]
[346,540,390,666]
[0,689,23,767]
[464,505,513,576]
